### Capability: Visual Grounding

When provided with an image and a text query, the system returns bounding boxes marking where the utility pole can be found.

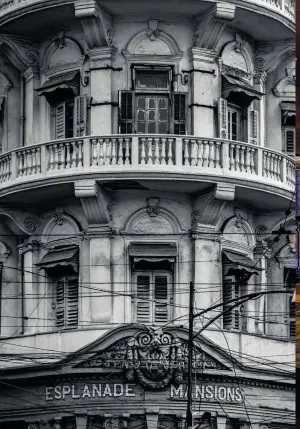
[186,281,195,429]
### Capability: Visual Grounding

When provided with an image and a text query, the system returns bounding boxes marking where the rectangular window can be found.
[284,267,296,339]
[55,276,79,329]
[283,127,295,155]
[133,271,171,324]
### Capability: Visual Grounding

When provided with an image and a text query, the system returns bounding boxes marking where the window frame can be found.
[227,103,241,141]
[132,269,173,324]
[54,274,79,331]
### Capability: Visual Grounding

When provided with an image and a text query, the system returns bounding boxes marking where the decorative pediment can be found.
[71,326,231,390]
[221,40,253,80]
[273,75,295,101]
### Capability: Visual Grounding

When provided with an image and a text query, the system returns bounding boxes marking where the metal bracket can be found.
[188,103,215,109]
[182,68,216,77]
[89,65,123,72]
[89,99,119,107]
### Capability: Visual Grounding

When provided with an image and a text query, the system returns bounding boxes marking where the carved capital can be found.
[193,2,236,51]
[18,240,40,255]
[75,0,113,49]
[74,180,112,227]
[0,34,39,72]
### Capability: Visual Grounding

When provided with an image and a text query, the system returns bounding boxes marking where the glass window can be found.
[135,70,170,90]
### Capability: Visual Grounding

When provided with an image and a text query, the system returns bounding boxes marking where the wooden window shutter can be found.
[136,275,151,323]
[172,93,187,135]
[55,102,66,139]
[119,91,134,134]
[284,128,295,155]
[73,95,87,137]
[223,278,233,329]
[248,108,259,145]
[56,280,65,328]
[154,275,169,323]
[67,277,79,327]
[218,98,228,139]
[289,295,295,338]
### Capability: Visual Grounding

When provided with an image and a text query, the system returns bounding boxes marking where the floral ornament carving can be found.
[24,218,39,233]
[78,327,226,389]
[146,20,160,41]
[146,198,160,217]
[255,225,268,239]
[54,31,65,49]
[235,208,244,228]
[53,214,64,226]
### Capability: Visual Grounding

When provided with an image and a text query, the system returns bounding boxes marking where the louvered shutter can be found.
[289,295,295,338]
[248,109,259,145]
[56,280,65,328]
[119,91,134,134]
[223,278,233,329]
[218,98,228,139]
[136,275,150,323]
[73,95,87,137]
[67,277,79,327]
[284,128,295,155]
[172,93,187,135]
[154,275,169,322]
[55,102,66,139]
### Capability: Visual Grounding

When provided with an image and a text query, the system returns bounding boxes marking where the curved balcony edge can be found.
[0,135,295,200]
[0,0,295,25]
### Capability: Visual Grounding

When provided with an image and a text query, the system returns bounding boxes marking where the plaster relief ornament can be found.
[78,327,226,389]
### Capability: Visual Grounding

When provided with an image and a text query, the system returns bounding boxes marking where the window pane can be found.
[136,276,150,323]
[154,276,168,322]
[136,71,169,89]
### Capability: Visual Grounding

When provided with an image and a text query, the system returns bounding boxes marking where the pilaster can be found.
[23,66,40,146]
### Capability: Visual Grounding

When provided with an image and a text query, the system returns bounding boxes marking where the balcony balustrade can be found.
[0,135,295,194]
[0,0,295,21]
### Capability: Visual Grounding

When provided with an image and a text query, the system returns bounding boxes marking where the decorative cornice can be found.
[193,2,236,51]
[74,0,113,49]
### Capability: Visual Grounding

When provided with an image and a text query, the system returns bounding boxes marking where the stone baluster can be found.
[183,139,190,166]
[250,148,255,174]
[125,138,130,165]
[117,138,124,165]
[59,143,65,170]
[78,141,83,168]
[154,138,160,165]
[235,145,240,172]
[208,140,214,168]
[111,139,117,165]
[229,144,234,171]
[105,139,111,165]
[91,140,97,166]
[215,142,221,168]
[27,149,33,175]
[202,141,208,167]
[167,139,173,165]
[245,147,250,172]
[140,138,146,165]
[161,138,166,165]
[32,148,37,174]
[190,140,197,166]
[65,142,71,168]
[196,140,203,167]
[147,138,153,165]
[70,142,76,168]
[98,139,104,166]
[241,146,246,172]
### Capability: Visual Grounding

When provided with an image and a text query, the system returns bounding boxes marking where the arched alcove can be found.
[221,215,255,256]
[221,41,254,80]
[41,213,81,246]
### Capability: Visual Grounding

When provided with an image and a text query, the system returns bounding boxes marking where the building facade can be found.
[0,0,296,429]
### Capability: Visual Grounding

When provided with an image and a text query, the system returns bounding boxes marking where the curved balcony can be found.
[0,135,295,204]
[0,0,295,25]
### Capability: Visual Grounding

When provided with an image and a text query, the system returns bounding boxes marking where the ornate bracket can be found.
[0,207,39,236]
[74,0,113,49]
[74,180,112,232]
[255,40,295,73]
[0,34,39,72]
[193,2,236,51]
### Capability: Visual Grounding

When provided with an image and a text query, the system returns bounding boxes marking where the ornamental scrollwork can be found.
[24,218,39,233]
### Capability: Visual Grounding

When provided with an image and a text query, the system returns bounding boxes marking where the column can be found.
[19,240,40,335]
[254,242,270,335]
[254,72,267,146]
[23,66,40,145]
[192,232,222,327]
[89,47,115,135]
[88,230,112,323]
[189,48,217,137]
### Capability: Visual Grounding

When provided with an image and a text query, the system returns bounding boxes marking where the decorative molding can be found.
[189,47,217,69]
[276,243,295,268]
[146,198,160,217]
[0,34,39,72]
[215,183,235,201]
[273,75,295,101]
[0,240,11,262]
[74,0,113,49]
[18,240,40,255]
[220,40,253,78]
[191,189,227,233]
[254,41,295,73]
[146,19,160,41]
[76,326,227,388]
[74,180,112,227]
[255,225,268,240]
[0,207,39,236]
[191,232,220,242]
[193,3,236,51]
[254,241,272,259]
[0,71,12,97]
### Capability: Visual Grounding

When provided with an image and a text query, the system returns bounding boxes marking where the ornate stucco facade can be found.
[0,1,296,429]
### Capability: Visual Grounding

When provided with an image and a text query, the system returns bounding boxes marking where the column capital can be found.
[24,66,40,83]
[89,46,116,67]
